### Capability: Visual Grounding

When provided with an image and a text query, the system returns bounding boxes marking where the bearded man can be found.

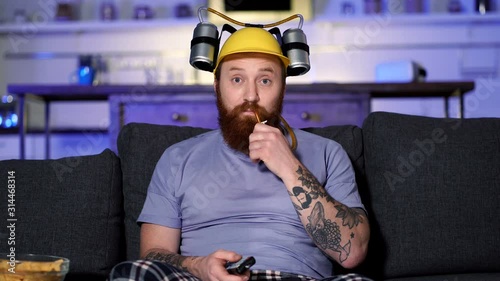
[109,27,371,281]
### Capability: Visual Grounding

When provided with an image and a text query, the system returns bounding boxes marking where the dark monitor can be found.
[207,0,312,25]
[224,1,291,12]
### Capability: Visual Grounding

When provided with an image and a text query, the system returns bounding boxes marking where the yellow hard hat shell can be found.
[214,27,290,72]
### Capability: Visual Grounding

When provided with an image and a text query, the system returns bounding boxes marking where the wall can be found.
[1,0,500,159]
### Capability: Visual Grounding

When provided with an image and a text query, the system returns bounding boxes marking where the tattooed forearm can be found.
[305,202,351,262]
[292,165,369,264]
[292,186,313,208]
[296,166,335,203]
[144,250,191,271]
[335,205,365,229]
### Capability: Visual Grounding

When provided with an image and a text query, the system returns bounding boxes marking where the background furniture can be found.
[1,111,498,281]
[6,81,474,159]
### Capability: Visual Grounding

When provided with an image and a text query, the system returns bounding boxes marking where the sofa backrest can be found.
[117,123,210,260]
[0,149,124,280]
[361,112,500,279]
[117,122,365,261]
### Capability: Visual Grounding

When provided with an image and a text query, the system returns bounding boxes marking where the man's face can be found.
[215,52,285,154]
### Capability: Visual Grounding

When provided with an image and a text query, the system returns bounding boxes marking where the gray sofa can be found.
[1,111,499,281]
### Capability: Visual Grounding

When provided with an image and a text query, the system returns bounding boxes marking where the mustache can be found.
[230,102,270,121]
[233,101,260,113]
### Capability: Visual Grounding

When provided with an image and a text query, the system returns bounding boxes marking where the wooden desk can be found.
[7,81,475,159]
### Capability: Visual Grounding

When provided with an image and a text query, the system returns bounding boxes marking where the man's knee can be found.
[109,260,142,279]
[109,260,198,281]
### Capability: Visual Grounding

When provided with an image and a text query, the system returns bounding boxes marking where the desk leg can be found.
[45,101,50,159]
[446,89,464,119]
[119,102,124,128]
[18,95,25,160]
[444,97,450,118]
[458,91,464,119]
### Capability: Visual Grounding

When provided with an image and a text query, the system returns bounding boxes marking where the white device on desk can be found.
[375,60,427,83]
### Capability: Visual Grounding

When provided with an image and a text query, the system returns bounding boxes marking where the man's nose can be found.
[244,83,260,102]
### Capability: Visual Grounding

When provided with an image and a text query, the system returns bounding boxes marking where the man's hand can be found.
[189,249,250,281]
[248,123,300,182]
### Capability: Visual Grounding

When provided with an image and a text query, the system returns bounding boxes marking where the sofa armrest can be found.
[0,149,124,280]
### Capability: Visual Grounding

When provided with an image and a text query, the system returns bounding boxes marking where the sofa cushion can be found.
[118,123,210,260]
[303,126,365,182]
[117,122,365,260]
[362,112,500,279]
[0,149,124,280]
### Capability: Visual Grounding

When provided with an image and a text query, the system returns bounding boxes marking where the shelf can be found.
[0,17,198,34]
[0,128,107,135]
[7,82,475,98]
[1,13,500,34]
[315,13,500,25]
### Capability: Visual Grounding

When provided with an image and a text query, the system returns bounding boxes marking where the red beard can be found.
[216,89,283,155]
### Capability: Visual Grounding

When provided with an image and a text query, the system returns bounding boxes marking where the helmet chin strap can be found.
[254,112,297,151]
[203,7,303,29]
[279,115,297,151]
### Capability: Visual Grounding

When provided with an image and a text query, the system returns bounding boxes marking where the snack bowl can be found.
[0,253,69,281]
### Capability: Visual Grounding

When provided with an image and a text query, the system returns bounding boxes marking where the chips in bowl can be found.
[0,254,69,281]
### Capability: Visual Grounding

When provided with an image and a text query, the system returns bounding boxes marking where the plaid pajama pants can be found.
[109,260,374,281]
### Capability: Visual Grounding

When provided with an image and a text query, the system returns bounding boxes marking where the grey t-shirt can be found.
[138,129,364,279]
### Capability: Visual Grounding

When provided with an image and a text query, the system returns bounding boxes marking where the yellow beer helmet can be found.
[189,7,310,77]
[214,27,290,72]
[189,7,304,150]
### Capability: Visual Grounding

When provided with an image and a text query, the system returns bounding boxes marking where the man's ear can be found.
[213,77,218,93]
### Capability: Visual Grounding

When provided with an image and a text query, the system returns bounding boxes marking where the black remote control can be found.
[225,256,256,275]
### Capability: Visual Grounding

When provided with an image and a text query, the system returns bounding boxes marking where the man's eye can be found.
[232,77,242,83]
[262,79,271,85]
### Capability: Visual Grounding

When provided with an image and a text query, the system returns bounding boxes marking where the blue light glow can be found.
[79,67,90,76]
[1,95,14,103]
[10,113,18,126]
